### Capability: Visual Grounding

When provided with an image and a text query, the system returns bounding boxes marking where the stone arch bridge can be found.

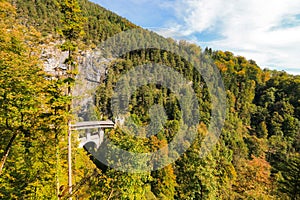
[70,120,115,149]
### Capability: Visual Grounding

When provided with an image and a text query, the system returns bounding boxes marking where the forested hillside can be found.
[9,0,136,44]
[1,0,299,199]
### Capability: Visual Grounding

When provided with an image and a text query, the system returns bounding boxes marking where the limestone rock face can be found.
[75,50,111,121]
[41,44,111,121]
[41,42,69,74]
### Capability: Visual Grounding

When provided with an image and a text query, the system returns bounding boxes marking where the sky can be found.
[91,0,300,74]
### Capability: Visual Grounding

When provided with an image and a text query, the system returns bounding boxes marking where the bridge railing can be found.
[70,120,114,130]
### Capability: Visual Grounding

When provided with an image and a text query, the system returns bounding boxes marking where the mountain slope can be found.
[1,0,299,199]
[9,0,136,44]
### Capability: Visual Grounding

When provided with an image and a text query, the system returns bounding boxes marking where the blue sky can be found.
[91,0,300,74]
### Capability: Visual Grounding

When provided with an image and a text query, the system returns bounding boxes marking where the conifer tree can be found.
[59,0,86,198]
[279,154,300,199]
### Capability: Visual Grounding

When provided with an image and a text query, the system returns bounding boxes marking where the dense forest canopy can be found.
[9,0,136,44]
[0,0,299,199]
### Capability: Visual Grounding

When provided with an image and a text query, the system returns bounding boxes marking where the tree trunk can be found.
[0,132,18,175]
[55,131,61,200]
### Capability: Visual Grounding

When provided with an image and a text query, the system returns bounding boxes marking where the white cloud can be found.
[157,0,300,74]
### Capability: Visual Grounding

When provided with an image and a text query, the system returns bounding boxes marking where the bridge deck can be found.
[70,120,114,130]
